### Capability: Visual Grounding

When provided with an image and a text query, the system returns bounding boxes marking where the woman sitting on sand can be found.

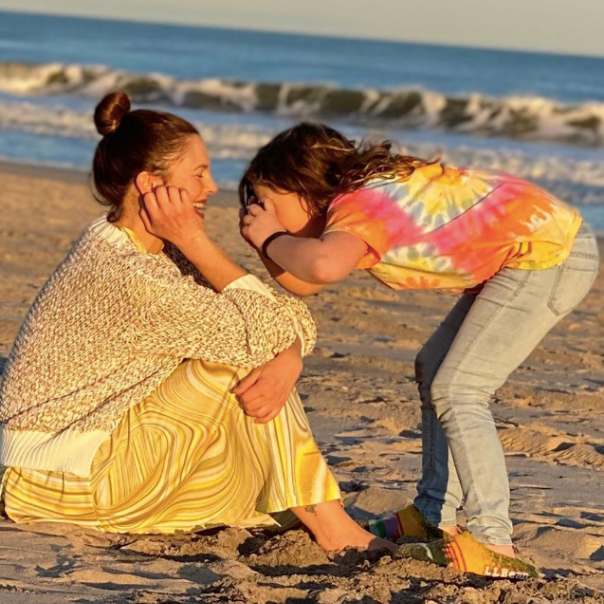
[237,123,599,578]
[0,95,385,552]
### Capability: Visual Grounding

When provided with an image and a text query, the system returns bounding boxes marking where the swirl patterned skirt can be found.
[2,359,340,533]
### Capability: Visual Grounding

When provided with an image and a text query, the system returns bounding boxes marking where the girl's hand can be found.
[239,207,259,250]
[141,186,205,249]
[241,199,286,250]
[232,339,303,424]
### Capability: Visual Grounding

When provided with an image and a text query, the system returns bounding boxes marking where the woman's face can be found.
[164,134,218,214]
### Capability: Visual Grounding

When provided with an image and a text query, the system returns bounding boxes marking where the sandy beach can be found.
[1,161,604,603]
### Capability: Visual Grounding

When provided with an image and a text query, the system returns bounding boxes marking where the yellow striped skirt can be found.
[2,359,340,534]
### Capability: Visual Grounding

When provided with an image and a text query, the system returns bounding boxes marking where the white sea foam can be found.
[1,96,604,209]
[0,98,272,160]
[2,61,604,147]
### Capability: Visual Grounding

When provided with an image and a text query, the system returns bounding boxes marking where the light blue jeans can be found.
[413,223,600,545]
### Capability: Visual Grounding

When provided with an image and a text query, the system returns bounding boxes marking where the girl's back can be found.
[324,163,582,290]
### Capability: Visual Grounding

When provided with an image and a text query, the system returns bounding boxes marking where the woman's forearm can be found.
[178,232,247,291]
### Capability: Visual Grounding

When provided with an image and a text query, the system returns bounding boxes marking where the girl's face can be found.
[163,134,218,214]
[254,184,325,236]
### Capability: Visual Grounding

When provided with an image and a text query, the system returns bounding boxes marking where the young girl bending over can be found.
[239,123,599,578]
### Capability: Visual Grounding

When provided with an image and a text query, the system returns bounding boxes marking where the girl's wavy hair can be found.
[239,122,432,216]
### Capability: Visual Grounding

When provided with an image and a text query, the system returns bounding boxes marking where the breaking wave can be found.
[3,96,604,210]
[2,61,604,146]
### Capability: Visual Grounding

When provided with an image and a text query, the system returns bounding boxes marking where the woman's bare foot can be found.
[291,501,398,553]
[317,525,397,553]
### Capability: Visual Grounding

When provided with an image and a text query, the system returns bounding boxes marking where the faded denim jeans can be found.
[413,222,600,545]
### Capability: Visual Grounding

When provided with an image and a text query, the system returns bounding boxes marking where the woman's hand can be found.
[142,185,246,290]
[240,199,286,250]
[232,339,303,423]
[141,186,205,249]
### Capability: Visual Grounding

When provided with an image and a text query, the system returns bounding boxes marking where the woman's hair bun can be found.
[94,91,131,137]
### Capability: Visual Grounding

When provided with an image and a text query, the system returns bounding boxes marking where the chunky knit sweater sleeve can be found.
[163,243,317,357]
[123,254,316,368]
[223,274,317,357]
[0,222,319,476]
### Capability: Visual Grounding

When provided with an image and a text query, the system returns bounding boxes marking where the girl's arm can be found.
[259,253,328,296]
[264,231,366,284]
[241,201,367,286]
[239,206,328,296]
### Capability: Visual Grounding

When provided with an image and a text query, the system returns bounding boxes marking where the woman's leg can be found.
[291,501,396,552]
[426,226,598,551]
[246,368,394,551]
[3,357,387,550]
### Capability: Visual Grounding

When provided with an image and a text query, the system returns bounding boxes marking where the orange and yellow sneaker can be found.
[396,528,538,580]
[365,504,443,541]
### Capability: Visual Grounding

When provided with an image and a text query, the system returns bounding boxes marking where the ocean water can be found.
[1,10,604,230]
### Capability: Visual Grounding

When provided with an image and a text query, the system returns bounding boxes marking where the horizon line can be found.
[2,7,604,62]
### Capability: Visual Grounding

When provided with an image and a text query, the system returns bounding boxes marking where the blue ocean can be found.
[1,10,604,229]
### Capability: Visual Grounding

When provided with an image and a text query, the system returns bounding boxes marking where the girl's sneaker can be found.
[365,504,443,541]
[396,528,538,580]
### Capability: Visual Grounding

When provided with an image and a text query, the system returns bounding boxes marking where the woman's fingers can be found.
[143,191,159,214]
[139,185,202,248]
[165,186,190,207]
[167,186,181,205]
[242,402,269,418]
[241,391,269,409]
[179,187,191,203]
[232,369,260,395]
[249,404,272,421]
[239,380,270,406]
[255,407,281,424]
[146,186,195,218]
[154,185,171,207]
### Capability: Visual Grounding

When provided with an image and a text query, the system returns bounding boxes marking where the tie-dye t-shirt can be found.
[324,163,582,291]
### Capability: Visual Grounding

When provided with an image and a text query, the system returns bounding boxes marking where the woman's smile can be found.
[193,200,207,216]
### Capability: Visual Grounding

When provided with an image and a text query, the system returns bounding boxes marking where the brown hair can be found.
[92,91,198,221]
[239,122,432,216]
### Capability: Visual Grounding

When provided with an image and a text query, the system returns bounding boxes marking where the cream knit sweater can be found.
[0,217,316,476]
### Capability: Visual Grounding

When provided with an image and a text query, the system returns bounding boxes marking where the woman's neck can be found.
[114,211,164,254]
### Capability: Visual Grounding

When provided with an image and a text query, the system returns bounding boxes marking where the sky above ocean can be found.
[0,0,602,57]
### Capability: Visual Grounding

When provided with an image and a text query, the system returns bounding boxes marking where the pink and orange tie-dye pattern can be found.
[324,163,582,291]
